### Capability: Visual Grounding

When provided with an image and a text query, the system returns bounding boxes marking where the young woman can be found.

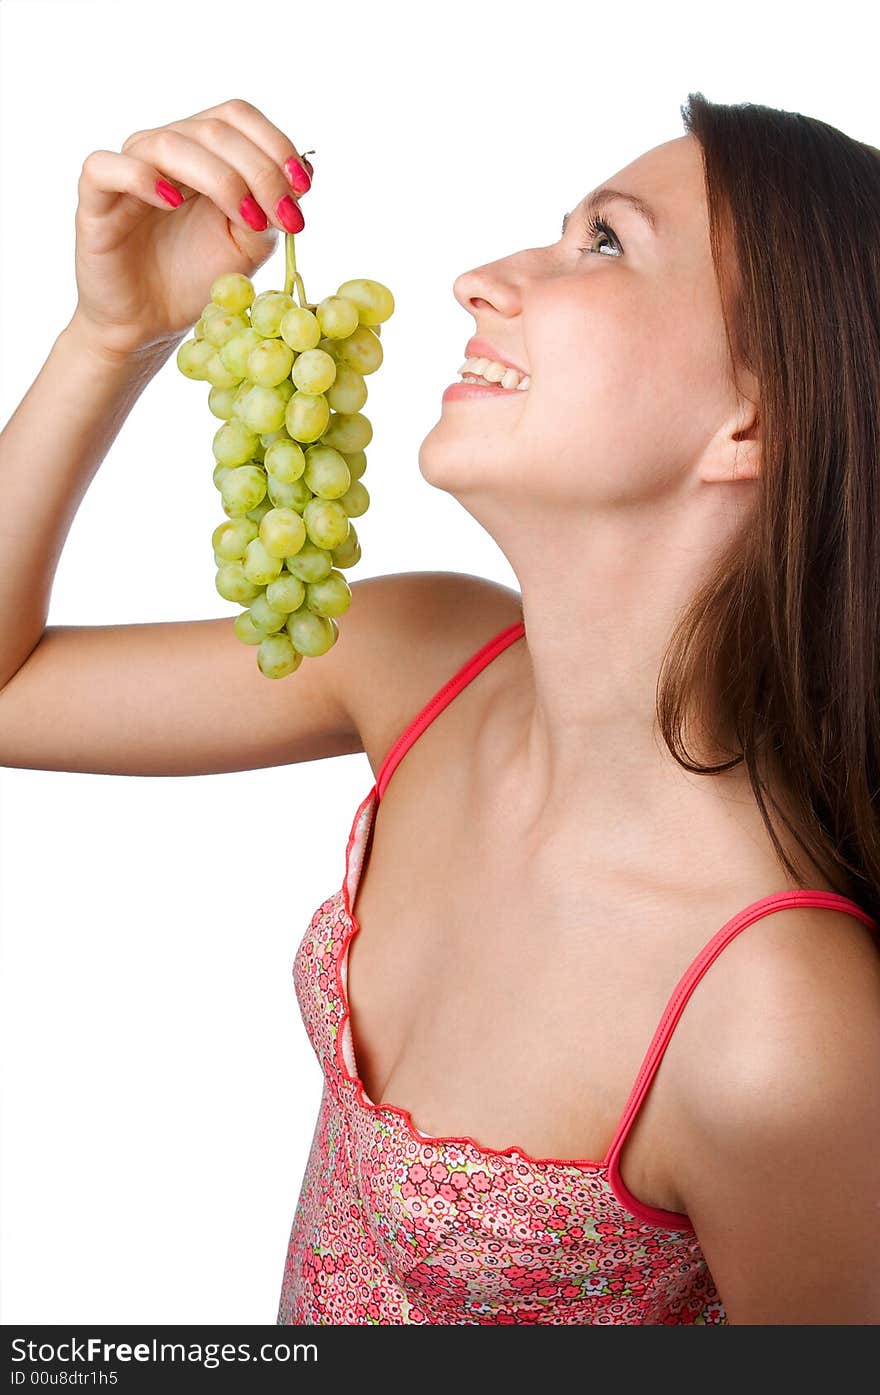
[1,93,878,1326]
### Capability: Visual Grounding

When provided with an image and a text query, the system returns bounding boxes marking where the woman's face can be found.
[419,133,748,518]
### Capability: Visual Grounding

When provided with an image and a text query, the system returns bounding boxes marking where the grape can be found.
[243,537,284,585]
[280,306,321,351]
[259,506,307,558]
[204,354,243,389]
[339,480,369,517]
[286,609,338,657]
[303,445,351,500]
[303,497,349,550]
[177,339,216,379]
[220,327,263,378]
[250,290,295,336]
[336,278,394,325]
[305,569,352,618]
[331,524,361,569]
[326,363,367,413]
[208,384,239,420]
[211,272,256,315]
[285,391,330,443]
[265,438,306,483]
[316,295,360,339]
[336,325,383,375]
[204,312,250,349]
[258,632,303,679]
[266,573,306,613]
[216,561,262,605]
[285,541,333,582]
[240,384,288,434]
[177,254,394,677]
[260,427,288,448]
[247,338,295,387]
[231,381,253,418]
[291,348,337,394]
[246,498,274,525]
[213,517,259,560]
[249,591,289,634]
[320,411,373,453]
[213,420,261,466]
[341,449,367,481]
[221,465,267,516]
[267,475,311,511]
[195,303,226,339]
[233,610,265,645]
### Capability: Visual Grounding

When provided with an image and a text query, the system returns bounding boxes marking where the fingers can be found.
[76,149,195,220]
[180,97,313,195]
[90,128,288,235]
[98,99,314,233]
[160,114,311,232]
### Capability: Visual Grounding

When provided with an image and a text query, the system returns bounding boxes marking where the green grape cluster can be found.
[176,253,393,679]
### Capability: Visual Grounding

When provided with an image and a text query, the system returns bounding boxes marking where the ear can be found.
[702,406,761,484]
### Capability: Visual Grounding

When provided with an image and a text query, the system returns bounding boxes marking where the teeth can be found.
[457,354,530,390]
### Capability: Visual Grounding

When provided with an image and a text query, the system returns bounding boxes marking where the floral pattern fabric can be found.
[276,788,727,1325]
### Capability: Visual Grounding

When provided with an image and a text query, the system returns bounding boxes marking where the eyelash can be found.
[579,209,622,257]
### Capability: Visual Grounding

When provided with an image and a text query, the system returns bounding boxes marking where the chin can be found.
[417,421,460,489]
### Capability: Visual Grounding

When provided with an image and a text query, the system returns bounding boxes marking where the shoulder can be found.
[670,902,880,1322]
[343,570,523,776]
[674,900,880,1123]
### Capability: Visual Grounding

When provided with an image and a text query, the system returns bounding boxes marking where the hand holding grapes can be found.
[70,97,313,362]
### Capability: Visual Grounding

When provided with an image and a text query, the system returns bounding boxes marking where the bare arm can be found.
[674,907,880,1323]
[0,315,179,691]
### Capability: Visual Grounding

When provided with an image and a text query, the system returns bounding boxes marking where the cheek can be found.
[528,278,727,493]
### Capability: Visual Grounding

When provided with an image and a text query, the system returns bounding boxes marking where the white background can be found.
[0,0,876,1324]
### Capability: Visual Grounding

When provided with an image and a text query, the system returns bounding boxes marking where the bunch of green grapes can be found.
[176,243,393,679]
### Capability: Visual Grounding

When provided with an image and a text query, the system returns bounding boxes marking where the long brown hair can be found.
[656,93,880,918]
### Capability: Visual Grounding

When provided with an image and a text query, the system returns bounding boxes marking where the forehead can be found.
[602,134,707,226]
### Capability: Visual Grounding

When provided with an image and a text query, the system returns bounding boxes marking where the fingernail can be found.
[275,195,305,233]
[240,195,268,231]
[156,178,183,207]
[284,157,311,194]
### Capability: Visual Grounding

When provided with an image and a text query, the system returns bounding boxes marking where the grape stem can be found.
[283,233,309,307]
[283,148,317,311]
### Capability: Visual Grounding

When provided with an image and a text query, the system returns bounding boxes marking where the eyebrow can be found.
[561,186,659,236]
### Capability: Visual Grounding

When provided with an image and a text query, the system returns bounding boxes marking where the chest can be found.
[341,746,723,1217]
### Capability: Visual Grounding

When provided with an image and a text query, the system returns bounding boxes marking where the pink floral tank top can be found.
[276,618,878,1324]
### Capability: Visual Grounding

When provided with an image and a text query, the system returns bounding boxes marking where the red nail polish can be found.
[275,195,305,233]
[240,196,268,231]
[156,178,183,207]
[284,157,311,194]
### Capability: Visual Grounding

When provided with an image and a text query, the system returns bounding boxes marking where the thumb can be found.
[228,220,280,271]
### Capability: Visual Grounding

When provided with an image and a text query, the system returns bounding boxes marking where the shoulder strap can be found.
[376,619,525,801]
[604,888,879,1172]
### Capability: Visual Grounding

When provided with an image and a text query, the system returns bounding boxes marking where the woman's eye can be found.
[579,211,622,257]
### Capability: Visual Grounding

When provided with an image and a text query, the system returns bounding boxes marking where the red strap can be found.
[604,888,879,1170]
[376,619,526,801]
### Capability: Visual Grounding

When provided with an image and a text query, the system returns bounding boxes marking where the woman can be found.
[0,93,878,1326]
